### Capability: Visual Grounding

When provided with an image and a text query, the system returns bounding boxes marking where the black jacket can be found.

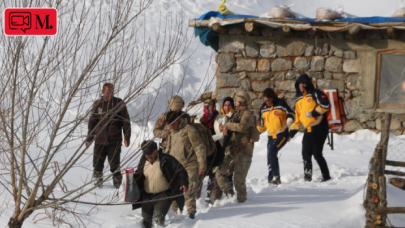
[132,151,189,210]
[87,97,131,145]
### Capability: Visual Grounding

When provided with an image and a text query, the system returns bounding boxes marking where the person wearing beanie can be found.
[165,111,206,219]
[289,74,332,182]
[85,83,131,189]
[257,88,294,185]
[194,97,236,205]
[216,90,256,203]
[153,95,190,149]
[199,99,219,135]
[132,140,188,228]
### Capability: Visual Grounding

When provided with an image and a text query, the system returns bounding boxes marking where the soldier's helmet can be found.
[168,95,185,111]
[233,90,251,107]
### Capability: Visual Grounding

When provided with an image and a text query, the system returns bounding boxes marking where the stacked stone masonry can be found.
[215,38,405,134]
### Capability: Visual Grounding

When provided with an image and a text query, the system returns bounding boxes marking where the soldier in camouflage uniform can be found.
[165,111,206,219]
[153,95,189,149]
[216,90,256,203]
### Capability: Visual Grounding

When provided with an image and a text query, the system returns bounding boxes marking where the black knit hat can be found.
[222,97,235,110]
[141,140,157,155]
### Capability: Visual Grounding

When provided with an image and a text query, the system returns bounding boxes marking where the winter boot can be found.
[93,171,103,188]
[389,178,405,190]
[321,176,331,182]
[113,175,122,189]
[225,188,235,198]
[210,178,223,204]
[228,174,234,190]
[269,176,281,185]
[205,178,212,203]
[303,160,312,182]
[237,195,246,203]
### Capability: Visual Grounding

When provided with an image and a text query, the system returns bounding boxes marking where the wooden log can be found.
[374,219,382,225]
[371,183,378,190]
[188,20,209,27]
[378,176,387,225]
[345,24,361,39]
[282,26,292,36]
[375,207,405,214]
[244,22,262,36]
[366,211,382,220]
[380,113,392,175]
[387,27,397,39]
[349,24,361,35]
[385,170,405,177]
[244,22,255,32]
[212,23,228,34]
[386,160,405,168]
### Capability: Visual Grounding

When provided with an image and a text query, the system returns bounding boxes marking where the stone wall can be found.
[214,35,405,134]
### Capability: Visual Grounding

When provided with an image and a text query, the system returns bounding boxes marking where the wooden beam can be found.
[375,207,405,214]
[212,23,228,34]
[386,160,405,167]
[385,170,405,176]
[188,20,209,27]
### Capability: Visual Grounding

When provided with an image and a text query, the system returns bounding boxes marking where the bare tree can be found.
[0,0,191,227]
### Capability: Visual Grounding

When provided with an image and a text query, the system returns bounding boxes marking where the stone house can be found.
[190,17,405,134]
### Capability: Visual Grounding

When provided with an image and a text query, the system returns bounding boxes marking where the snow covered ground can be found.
[2,0,405,227]
[2,130,405,227]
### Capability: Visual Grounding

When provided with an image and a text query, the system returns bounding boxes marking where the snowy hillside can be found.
[2,0,405,228]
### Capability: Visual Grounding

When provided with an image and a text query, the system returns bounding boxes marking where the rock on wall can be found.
[214,37,404,133]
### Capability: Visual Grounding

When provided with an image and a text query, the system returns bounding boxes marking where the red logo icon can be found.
[274,111,279,116]
[4,8,57,36]
[307,98,312,102]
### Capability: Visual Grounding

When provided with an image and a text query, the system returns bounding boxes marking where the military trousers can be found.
[216,143,253,203]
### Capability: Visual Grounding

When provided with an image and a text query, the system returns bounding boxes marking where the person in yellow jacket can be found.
[257,88,294,185]
[289,74,331,182]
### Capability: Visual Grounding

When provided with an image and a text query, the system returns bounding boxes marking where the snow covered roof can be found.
[189,11,405,51]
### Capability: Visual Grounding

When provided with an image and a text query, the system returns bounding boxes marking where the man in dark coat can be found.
[85,83,131,188]
[132,140,189,228]
[289,74,331,182]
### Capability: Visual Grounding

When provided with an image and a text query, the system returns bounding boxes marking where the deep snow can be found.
[2,0,405,227]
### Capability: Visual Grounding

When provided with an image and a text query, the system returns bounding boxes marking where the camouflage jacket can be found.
[153,111,189,148]
[225,107,256,147]
[165,119,207,171]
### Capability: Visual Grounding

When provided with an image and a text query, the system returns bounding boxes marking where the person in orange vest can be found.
[289,74,331,182]
[257,88,294,185]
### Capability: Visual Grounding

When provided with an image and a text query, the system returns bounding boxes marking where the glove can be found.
[286,117,294,128]
[305,112,312,118]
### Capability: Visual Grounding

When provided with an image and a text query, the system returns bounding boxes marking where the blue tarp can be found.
[194,11,258,51]
[193,11,405,51]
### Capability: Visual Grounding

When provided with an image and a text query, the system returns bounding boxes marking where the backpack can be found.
[322,89,348,150]
[322,89,348,133]
[189,123,216,157]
